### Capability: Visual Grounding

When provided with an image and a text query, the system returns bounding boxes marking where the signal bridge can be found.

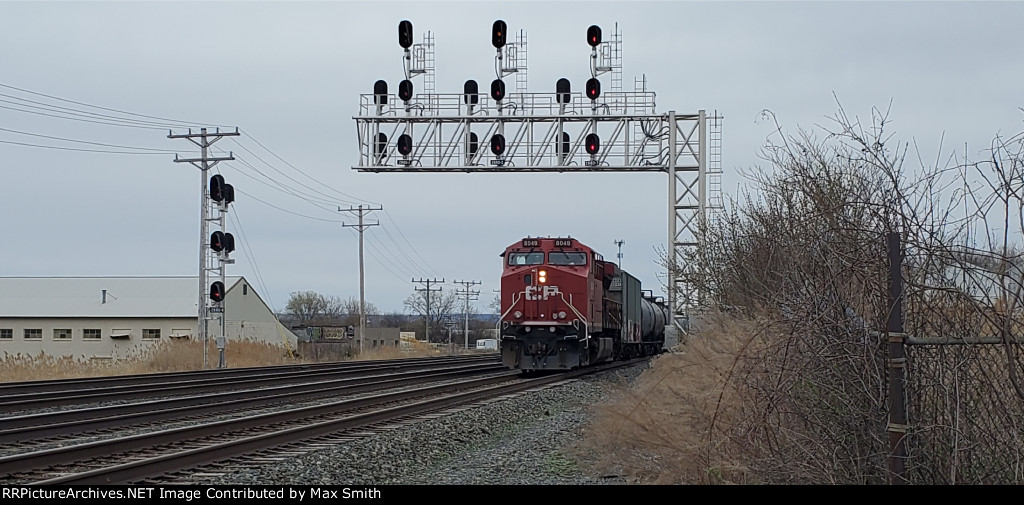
[353,20,723,334]
[353,90,703,172]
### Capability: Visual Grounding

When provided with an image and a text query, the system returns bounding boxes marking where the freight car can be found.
[498,237,667,372]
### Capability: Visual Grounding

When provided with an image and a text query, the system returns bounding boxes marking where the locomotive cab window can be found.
[548,252,587,266]
[508,252,544,266]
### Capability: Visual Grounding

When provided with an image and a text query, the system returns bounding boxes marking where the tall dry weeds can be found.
[577,102,1024,484]
[0,338,443,382]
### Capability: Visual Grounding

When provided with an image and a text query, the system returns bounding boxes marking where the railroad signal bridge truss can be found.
[353,20,723,335]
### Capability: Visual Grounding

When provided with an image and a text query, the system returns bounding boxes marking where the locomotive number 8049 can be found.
[498,236,668,372]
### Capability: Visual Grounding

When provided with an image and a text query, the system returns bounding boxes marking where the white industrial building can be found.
[0,276,296,361]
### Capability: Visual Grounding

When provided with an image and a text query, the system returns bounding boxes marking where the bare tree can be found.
[284,291,344,326]
[338,297,379,328]
[403,289,459,342]
[489,291,501,314]
[375,312,410,330]
[601,101,1024,485]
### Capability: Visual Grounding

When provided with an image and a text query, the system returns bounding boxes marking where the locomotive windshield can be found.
[508,252,545,266]
[548,252,587,266]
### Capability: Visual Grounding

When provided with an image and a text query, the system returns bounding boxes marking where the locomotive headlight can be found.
[514,310,522,319]
[558,311,566,319]
[539,270,547,283]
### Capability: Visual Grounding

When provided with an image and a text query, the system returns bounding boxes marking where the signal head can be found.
[373,80,388,106]
[374,132,388,158]
[397,134,413,156]
[209,174,226,202]
[468,132,479,155]
[398,79,413,102]
[556,78,571,104]
[490,79,505,102]
[399,20,413,49]
[492,20,507,48]
[586,77,601,100]
[222,184,234,205]
[587,25,602,47]
[490,134,506,156]
[464,80,479,105]
[211,231,225,252]
[586,133,600,155]
[210,281,225,302]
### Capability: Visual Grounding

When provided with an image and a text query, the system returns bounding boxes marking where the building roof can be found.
[0,276,243,318]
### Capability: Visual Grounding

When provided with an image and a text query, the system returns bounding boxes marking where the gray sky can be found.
[1,1,1022,314]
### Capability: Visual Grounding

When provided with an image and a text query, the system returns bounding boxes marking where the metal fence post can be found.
[887,231,909,484]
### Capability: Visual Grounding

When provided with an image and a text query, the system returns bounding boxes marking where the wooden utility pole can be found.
[341,205,382,355]
[413,278,444,342]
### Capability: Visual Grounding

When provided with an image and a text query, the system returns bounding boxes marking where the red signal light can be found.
[491,134,506,156]
[586,78,600,100]
[397,134,413,156]
[210,281,225,302]
[491,79,505,102]
[587,25,602,47]
[586,133,600,155]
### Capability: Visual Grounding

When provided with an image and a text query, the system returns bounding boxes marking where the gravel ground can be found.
[206,363,648,486]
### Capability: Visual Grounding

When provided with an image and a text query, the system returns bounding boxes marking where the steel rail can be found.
[0,371,522,480]
[33,359,645,485]
[0,354,495,395]
[0,362,505,445]
[0,355,500,411]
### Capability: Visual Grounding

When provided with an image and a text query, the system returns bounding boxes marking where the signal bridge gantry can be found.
[353,20,723,336]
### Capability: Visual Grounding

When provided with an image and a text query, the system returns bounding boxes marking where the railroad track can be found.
[0,358,645,485]
[0,354,499,413]
[0,361,507,455]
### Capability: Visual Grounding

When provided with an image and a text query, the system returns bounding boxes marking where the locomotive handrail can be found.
[558,291,588,328]
[496,291,525,335]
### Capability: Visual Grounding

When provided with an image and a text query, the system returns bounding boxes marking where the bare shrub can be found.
[579,101,1024,484]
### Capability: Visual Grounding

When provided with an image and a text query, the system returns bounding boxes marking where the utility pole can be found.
[412,278,444,343]
[340,204,382,356]
[169,127,239,369]
[454,280,481,350]
[614,239,625,269]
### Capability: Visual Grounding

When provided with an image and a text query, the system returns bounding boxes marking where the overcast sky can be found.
[1,1,1022,314]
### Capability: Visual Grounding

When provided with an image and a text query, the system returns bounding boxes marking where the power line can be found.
[0,126,179,152]
[0,138,175,155]
[365,233,428,279]
[232,187,344,222]
[220,156,344,212]
[239,130,378,206]
[0,82,226,128]
[0,103,172,130]
[228,138,366,207]
[0,95,186,129]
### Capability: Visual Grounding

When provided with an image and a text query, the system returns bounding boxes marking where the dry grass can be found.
[574,314,765,484]
[0,339,444,382]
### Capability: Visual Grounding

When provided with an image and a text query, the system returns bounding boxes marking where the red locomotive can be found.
[498,236,668,371]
